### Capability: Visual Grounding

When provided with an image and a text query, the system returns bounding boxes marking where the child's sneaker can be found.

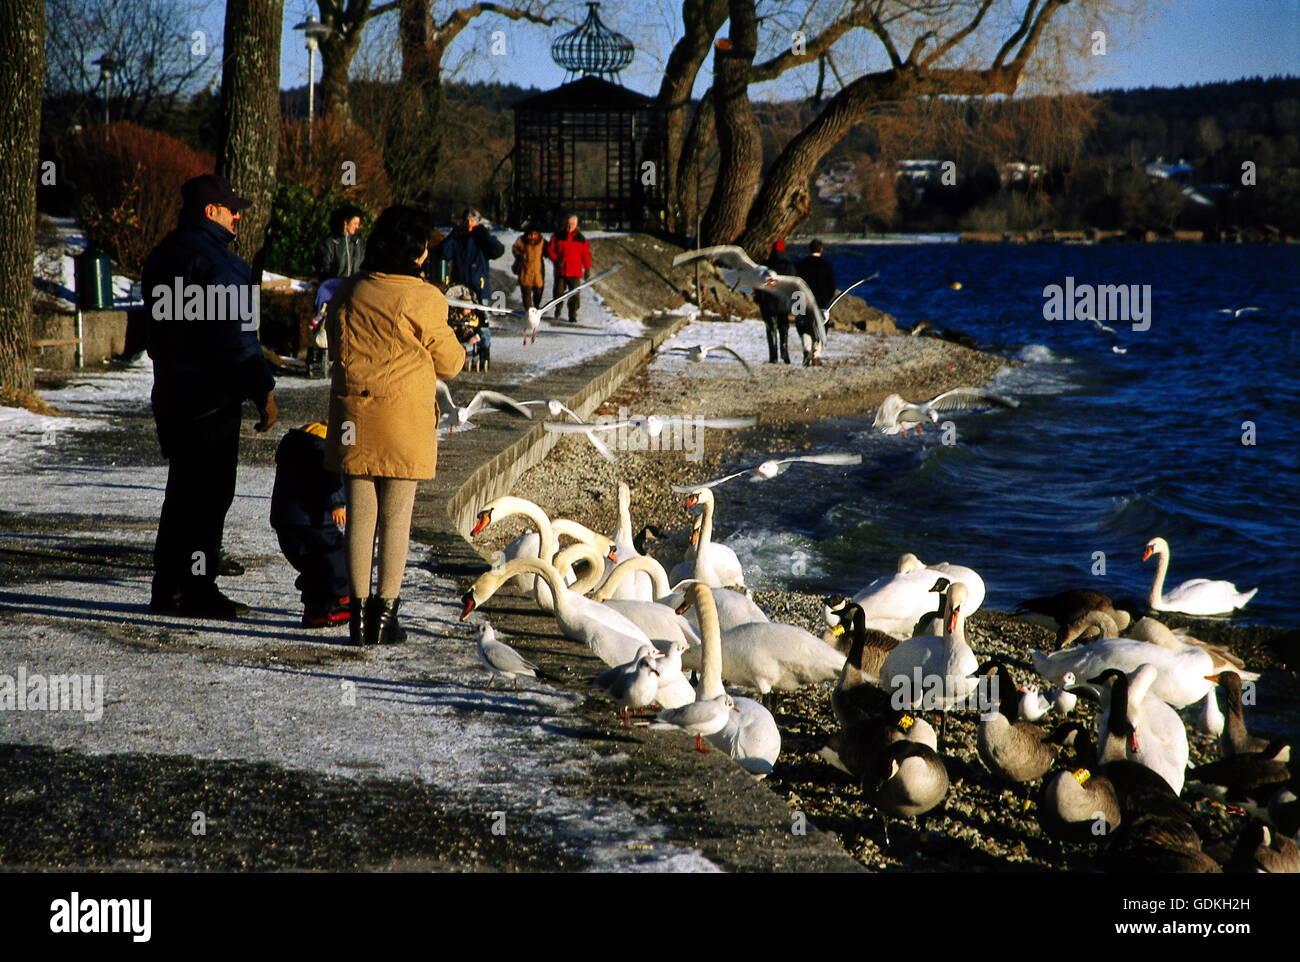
[302,597,350,628]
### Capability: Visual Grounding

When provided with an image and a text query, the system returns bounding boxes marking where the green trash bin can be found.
[75,249,114,310]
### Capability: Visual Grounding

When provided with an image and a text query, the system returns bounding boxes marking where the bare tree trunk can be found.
[654,0,728,235]
[390,0,445,206]
[318,0,376,126]
[676,96,713,233]
[0,0,45,393]
[701,0,761,246]
[218,0,284,274]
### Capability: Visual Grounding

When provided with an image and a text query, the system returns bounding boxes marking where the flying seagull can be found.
[520,398,616,461]
[544,414,757,462]
[873,388,1019,436]
[659,343,754,376]
[446,265,622,344]
[1216,306,1260,318]
[476,623,558,692]
[671,245,776,294]
[823,274,879,326]
[670,452,863,492]
[436,381,534,431]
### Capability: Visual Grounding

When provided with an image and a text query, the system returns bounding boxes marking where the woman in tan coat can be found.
[325,206,465,645]
[511,228,546,311]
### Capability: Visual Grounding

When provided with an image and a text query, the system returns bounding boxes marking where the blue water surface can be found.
[715,242,1300,627]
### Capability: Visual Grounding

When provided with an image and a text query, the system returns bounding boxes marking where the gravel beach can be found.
[490,318,1298,872]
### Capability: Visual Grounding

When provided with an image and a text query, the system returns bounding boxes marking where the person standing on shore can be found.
[546,214,593,323]
[438,208,504,304]
[325,207,465,646]
[795,238,837,367]
[144,173,277,618]
[317,204,366,280]
[511,226,547,312]
[756,239,795,364]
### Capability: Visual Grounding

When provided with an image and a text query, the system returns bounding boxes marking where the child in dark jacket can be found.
[271,422,350,627]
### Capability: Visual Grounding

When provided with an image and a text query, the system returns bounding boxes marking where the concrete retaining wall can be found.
[32,310,129,369]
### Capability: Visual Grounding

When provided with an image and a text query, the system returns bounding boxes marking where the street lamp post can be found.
[93,54,120,126]
[293,16,333,148]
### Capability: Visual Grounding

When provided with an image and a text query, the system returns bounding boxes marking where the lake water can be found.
[721,241,1300,628]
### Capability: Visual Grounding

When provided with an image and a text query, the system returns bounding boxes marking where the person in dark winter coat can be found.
[546,214,593,322]
[755,239,795,364]
[317,205,367,280]
[795,238,837,366]
[271,423,350,628]
[437,208,505,304]
[143,173,277,618]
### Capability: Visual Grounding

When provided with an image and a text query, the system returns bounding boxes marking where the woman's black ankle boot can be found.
[373,597,406,645]
[348,597,370,646]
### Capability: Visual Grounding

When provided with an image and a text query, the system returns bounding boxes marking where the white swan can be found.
[603,481,653,601]
[1095,665,1190,795]
[847,553,983,639]
[668,487,746,589]
[1030,636,1224,711]
[689,582,781,776]
[878,581,980,711]
[474,496,556,598]
[461,554,652,668]
[1143,536,1258,615]
[678,590,844,695]
[590,555,702,651]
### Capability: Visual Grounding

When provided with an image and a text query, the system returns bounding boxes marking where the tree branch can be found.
[867,6,903,69]
[435,2,557,38]
[921,0,995,68]
[993,0,1041,68]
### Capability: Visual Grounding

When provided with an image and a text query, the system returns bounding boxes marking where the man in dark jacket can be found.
[144,173,277,617]
[546,214,593,322]
[271,423,349,628]
[437,208,505,304]
[795,238,837,367]
[755,239,795,364]
[317,204,366,280]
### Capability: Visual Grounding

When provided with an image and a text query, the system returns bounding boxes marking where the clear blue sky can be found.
[188,0,1297,99]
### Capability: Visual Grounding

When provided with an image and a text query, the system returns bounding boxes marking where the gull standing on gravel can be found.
[436,381,534,431]
[671,452,862,491]
[600,654,661,727]
[873,388,1019,436]
[446,265,621,344]
[659,343,755,377]
[476,623,557,692]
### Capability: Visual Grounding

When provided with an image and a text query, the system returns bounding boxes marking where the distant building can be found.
[999,161,1043,186]
[1144,158,1195,181]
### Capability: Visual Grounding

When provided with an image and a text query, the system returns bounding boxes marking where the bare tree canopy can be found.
[44,0,214,126]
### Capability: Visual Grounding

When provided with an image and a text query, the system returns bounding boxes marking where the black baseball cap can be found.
[182,173,252,212]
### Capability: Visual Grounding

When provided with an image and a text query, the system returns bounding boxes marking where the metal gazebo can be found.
[510,4,665,231]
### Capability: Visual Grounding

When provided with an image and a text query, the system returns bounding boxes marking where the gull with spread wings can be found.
[873,388,1019,437]
[446,265,621,344]
[670,452,863,492]
[544,414,757,463]
[518,398,617,461]
[658,343,755,377]
[436,380,534,431]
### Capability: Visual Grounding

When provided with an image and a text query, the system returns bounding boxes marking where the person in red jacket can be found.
[545,214,593,322]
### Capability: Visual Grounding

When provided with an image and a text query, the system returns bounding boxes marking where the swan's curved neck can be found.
[495,497,556,563]
[615,483,633,545]
[594,555,670,601]
[1148,546,1170,609]
[553,544,606,594]
[501,557,570,618]
[694,585,725,700]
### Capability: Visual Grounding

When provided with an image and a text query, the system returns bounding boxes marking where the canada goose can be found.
[1016,589,1132,645]
[975,660,1059,786]
[823,598,900,694]
[475,623,558,691]
[1104,814,1222,873]
[1038,723,1123,843]
[1226,821,1300,873]
[1058,609,1121,648]
[1209,671,1270,757]
[1187,740,1292,801]
[1142,536,1258,615]
[864,740,950,841]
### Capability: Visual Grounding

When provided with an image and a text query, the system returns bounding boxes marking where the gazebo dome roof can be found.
[550,3,634,81]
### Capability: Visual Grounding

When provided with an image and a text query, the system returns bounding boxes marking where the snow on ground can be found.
[650,316,882,379]
[2,328,723,871]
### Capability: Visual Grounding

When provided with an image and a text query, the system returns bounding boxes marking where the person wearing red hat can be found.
[143,173,277,618]
[755,240,795,363]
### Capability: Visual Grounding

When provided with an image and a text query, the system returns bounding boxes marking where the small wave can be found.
[722,527,828,589]
[1015,343,1071,364]
[988,362,1079,398]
